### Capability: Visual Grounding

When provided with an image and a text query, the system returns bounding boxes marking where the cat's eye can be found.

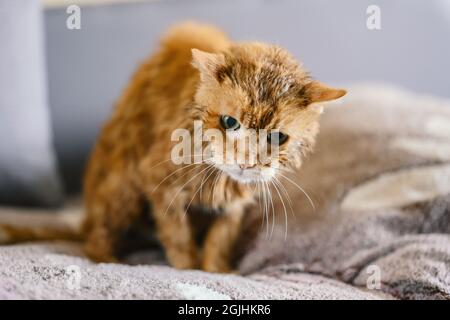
[220,115,240,131]
[267,131,288,146]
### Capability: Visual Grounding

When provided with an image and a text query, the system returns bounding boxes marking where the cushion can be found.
[0,0,63,207]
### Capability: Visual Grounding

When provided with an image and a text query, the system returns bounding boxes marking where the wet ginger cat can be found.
[0,22,346,273]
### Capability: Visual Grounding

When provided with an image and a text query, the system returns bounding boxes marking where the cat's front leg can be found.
[83,174,143,263]
[202,204,245,273]
[150,191,200,270]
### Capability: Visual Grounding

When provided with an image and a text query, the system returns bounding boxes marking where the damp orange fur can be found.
[1,22,346,273]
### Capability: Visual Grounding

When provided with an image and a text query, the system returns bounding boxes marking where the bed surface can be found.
[1,85,450,299]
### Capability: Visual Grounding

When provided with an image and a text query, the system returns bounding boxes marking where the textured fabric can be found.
[239,84,450,299]
[0,85,450,299]
[0,242,388,300]
[0,0,63,206]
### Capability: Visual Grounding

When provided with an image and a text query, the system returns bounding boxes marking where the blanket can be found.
[1,84,450,299]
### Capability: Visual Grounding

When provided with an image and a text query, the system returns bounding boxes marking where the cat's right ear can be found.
[191,49,225,82]
[304,81,347,104]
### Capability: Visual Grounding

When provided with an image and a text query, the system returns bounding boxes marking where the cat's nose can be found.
[239,164,257,170]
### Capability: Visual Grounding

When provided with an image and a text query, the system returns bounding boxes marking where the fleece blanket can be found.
[1,84,450,300]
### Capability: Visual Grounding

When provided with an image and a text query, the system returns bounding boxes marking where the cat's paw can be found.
[83,243,119,263]
[202,260,235,274]
[0,226,10,244]
[168,251,200,270]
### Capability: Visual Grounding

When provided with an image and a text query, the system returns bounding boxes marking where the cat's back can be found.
[87,23,230,173]
[148,22,230,100]
[130,22,231,122]
[161,21,230,55]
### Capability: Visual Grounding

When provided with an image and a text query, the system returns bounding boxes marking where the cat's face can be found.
[191,44,346,184]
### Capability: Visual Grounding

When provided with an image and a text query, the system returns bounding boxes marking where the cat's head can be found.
[191,43,346,184]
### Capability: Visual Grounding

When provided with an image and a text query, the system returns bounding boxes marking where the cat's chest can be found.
[187,173,254,212]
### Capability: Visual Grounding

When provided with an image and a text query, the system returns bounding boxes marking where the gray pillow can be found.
[0,0,63,207]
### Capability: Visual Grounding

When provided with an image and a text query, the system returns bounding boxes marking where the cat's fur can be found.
[0,22,345,273]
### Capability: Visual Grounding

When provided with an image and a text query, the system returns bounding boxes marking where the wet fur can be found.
[1,22,345,273]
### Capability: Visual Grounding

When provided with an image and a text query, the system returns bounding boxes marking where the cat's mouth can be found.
[216,164,275,184]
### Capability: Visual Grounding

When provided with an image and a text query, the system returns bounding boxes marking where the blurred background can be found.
[1,0,449,206]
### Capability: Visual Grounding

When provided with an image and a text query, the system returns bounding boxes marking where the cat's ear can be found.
[191,49,225,82]
[304,81,347,103]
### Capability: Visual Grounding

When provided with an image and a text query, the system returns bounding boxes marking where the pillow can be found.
[0,0,63,207]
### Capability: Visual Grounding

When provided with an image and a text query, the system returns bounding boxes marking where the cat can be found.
[0,22,346,273]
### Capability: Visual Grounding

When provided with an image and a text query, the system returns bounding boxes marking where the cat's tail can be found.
[0,202,84,244]
[161,21,231,53]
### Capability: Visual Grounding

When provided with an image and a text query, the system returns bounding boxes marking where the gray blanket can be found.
[1,85,450,299]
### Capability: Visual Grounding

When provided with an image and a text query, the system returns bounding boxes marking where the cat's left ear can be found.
[304,81,347,104]
[191,49,225,82]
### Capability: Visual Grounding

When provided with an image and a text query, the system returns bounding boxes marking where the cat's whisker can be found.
[265,181,276,240]
[163,165,214,216]
[261,181,270,239]
[210,170,222,208]
[147,154,207,170]
[258,181,265,238]
[151,161,204,193]
[256,182,265,232]
[260,182,267,239]
[208,170,220,206]
[165,156,214,189]
[276,171,316,212]
[251,181,258,194]
[147,158,181,170]
[199,165,217,203]
[183,164,215,217]
[267,180,276,239]
[264,181,276,239]
[166,162,212,188]
[273,176,295,218]
[271,179,289,241]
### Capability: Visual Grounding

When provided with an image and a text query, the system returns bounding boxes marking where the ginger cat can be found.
[0,22,345,273]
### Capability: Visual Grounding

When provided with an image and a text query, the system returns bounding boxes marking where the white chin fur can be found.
[218,166,275,184]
